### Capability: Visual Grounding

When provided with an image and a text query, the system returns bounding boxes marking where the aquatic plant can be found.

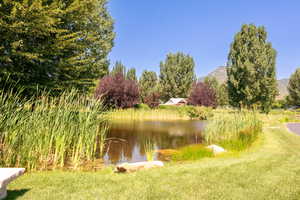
[108,106,214,121]
[144,140,155,161]
[0,89,107,171]
[203,111,262,150]
[172,145,213,161]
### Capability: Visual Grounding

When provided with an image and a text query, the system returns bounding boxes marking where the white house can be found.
[163,98,187,106]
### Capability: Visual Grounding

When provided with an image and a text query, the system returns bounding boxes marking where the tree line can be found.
[1,1,299,111]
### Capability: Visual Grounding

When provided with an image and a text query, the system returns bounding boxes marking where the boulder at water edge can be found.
[116,161,164,173]
[207,145,226,155]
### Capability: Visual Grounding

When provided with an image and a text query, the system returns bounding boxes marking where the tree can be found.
[159,52,196,101]
[110,61,126,76]
[126,68,137,81]
[204,77,229,106]
[187,82,217,107]
[287,68,300,106]
[139,70,158,102]
[227,24,277,113]
[0,0,114,95]
[94,73,139,109]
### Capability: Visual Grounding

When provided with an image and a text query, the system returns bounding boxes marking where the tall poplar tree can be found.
[287,68,300,106]
[227,24,277,112]
[139,70,158,102]
[0,0,114,94]
[110,61,126,76]
[126,68,137,81]
[159,52,196,101]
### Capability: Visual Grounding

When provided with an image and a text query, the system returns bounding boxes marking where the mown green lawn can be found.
[6,115,300,200]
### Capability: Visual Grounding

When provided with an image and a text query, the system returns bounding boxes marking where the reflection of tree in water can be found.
[104,120,204,163]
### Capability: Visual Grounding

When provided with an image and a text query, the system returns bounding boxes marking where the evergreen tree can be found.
[159,52,196,101]
[287,68,300,106]
[227,24,277,113]
[139,70,158,102]
[126,68,137,81]
[111,61,126,76]
[0,0,114,94]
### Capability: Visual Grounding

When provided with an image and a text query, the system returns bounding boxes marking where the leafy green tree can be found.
[111,61,126,76]
[159,52,196,101]
[0,0,114,95]
[227,24,277,113]
[287,68,300,106]
[126,68,137,81]
[218,83,229,106]
[139,70,158,102]
[204,77,229,106]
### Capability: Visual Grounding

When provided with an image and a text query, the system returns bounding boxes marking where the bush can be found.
[94,73,139,109]
[144,92,160,108]
[188,82,217,107]
[134,103,151,110]
[185,106,214,120]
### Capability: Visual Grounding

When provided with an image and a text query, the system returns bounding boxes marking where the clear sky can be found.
[108,0,300,79]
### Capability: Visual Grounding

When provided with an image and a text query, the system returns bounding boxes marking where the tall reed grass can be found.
[0,89,107,171]
[203,111,262,150]
[108,106,213,121]
[108,109,189,121]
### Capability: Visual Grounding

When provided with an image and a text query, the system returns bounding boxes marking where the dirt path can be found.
[286,123,300,136]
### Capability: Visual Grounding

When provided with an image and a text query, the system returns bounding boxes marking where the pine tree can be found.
[287,68,300,106]
[126,68,137,81]
[159,52,196,101]
[0,0,114,95]
[139,70,158,102]
[227,24,277,112]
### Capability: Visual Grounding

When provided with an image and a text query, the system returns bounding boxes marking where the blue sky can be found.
[108,0,300,79]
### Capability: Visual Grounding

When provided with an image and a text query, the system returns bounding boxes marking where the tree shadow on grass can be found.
[5,189,30,200]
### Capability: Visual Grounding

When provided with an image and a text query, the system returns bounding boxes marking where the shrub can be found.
[144,92,160,108]
[185,106,214,120]
[188,82,217,107]
[134,103,151,110]
[94,73,139,109]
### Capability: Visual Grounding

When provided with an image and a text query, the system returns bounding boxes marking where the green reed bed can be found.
[108,105,213,121]
[108,108,189,121]
[203,111,262,151]
[0,90,107,171]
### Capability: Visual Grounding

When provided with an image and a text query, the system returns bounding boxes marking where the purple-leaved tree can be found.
[94,73,139,109]
[188,82,217,107]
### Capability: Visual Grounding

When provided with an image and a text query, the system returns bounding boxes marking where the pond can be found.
[103,120,205,164]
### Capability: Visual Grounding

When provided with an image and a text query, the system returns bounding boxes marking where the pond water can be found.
[103,120,205,164]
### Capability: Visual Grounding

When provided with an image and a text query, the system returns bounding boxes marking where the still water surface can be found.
[103,120,205,164]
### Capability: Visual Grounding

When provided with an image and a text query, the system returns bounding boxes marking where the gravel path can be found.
[286,123,300,136]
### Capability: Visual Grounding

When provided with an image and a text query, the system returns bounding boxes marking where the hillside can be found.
[201,66,289,99]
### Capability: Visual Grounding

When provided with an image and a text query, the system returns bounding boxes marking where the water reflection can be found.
[103,120,205,164]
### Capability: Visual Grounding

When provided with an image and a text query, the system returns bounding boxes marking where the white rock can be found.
[207,144,226,154]
[116,161,164,173]
[0,168,25,200]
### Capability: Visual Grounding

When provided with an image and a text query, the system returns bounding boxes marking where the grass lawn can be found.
[6,115,300,200]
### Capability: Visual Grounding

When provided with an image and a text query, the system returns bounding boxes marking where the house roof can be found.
[164,98,187,105]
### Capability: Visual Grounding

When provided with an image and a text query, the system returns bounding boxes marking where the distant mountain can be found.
[200,66,289,99]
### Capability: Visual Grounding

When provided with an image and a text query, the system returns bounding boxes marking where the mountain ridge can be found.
[200,66,289,99]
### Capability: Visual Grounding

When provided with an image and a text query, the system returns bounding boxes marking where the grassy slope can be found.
[6,115,300,200]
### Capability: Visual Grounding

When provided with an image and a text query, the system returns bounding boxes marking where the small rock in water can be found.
[207,144,226,155]
[115,161,164,173]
